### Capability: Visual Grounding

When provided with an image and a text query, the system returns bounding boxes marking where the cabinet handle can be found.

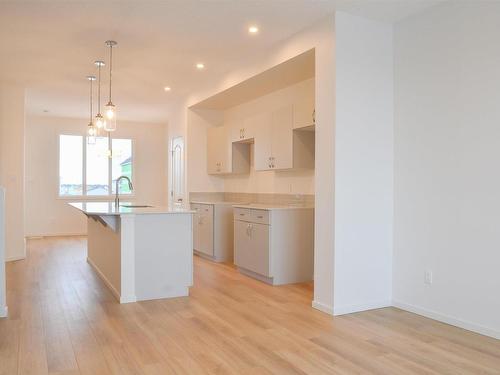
[312,109,315,124]
[239,213,245,216]
[257,215,263,219]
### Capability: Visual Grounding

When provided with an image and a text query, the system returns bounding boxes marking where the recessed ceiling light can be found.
[164,86,171,92]
[248,26,259,34]
[196,63,205,70]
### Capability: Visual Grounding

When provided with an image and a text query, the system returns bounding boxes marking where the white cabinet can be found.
[191,202,235,262]
[234,220,270,277]
[230,116,256,143]
[254,105,314,171]
[233,206,314,285]
[207,126,250,175]
[192,203,214,257]
[293,96,315,130]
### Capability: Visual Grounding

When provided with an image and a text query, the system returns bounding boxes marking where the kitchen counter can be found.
[69,201,194,215]
[232,203,313,210]
[69,202,193,304]
[190,200,243,205]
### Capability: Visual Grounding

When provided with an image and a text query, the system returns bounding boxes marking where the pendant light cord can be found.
[89,78,93,122]
[109,44,113,102]
[97,64,101,114]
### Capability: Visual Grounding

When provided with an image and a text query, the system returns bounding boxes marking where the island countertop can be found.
[69,202,195,216]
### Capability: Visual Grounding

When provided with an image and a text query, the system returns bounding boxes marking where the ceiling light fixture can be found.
[94,60,106,132]
[196,63,205,70]
[87,75,97,144]
[104,40,117,132]
[164,86,171,92]
[248,25,259,34]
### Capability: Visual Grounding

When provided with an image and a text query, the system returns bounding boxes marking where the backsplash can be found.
[189,192,314,207]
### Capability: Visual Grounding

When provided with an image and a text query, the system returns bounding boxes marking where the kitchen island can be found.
[69,202,194,303]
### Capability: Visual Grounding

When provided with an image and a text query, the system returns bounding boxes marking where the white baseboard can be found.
[5,254,26,262]
[333,300,392,316]
[312,300,334,315]
[393,300,500,340]
[86,257,129,303]
[0,305,7,318]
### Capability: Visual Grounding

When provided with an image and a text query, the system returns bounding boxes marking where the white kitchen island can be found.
[69,202,194,303]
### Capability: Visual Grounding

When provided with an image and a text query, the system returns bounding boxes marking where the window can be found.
[59,135,133,197]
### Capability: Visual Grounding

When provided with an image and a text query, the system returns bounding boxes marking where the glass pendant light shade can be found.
[104,102,116,131]
[94,60,106,132]
[104,40,118,132]
[87,122,97,144]
[95,113,105,129]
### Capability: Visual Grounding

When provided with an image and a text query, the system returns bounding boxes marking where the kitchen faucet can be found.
[115,176,133,207]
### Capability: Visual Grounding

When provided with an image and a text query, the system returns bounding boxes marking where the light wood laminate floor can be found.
[1,236,499,374]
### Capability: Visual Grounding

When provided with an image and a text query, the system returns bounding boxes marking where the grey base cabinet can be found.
[233,206,314,285]
[191,202,235,262]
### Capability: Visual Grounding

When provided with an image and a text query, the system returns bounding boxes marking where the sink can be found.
[120,204,153,208]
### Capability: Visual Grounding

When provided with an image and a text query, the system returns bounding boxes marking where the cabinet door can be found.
[293,95,315,129]
[230,122,245,143]
[207,126,231,174]
[254,113,273,171]
[196,205,214,256]
[191,204,200,251]
[207,127,223,174]
[270,105,293,170]
[234,220,250,268]
[234,221,270,277]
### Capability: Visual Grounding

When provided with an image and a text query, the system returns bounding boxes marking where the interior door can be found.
[270,105,293,170]
[171,136,184,206]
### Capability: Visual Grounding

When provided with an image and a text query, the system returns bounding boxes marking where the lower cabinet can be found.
[234,220,270,277]
[192,204,214,257]
[191,202,234,262]
[234,207,314,285]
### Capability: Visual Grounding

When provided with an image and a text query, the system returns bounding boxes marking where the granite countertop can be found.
[232,203,314,211]
[190,200,246,205]
[69,202,195,216]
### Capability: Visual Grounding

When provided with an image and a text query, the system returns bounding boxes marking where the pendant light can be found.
[104,40,117,131]
[87,75,97,144]
[94,60,106,131]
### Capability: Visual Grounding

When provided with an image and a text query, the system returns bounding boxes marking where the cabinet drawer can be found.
[234,208,252,222]
[198,204,214,215]
[250,209,270,224]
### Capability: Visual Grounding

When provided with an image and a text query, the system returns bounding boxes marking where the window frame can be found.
[57,133,135,200]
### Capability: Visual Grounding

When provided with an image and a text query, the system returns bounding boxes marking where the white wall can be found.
[332,13,394,314]
[0,188,7,317]
[169,16,336,313]
[394,1,500,338]
[0,85,26,261]
[25,115,168,237]
[222,78,315,195]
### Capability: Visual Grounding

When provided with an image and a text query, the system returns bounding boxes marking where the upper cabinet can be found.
[254,104,314,171]
[231,117,256,143]
[207,126,250,175]
[293,94,315,130]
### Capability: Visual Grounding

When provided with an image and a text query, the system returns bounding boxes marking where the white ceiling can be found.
[0,0,443,123]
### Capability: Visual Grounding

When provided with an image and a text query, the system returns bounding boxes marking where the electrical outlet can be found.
[424,270,433,285]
